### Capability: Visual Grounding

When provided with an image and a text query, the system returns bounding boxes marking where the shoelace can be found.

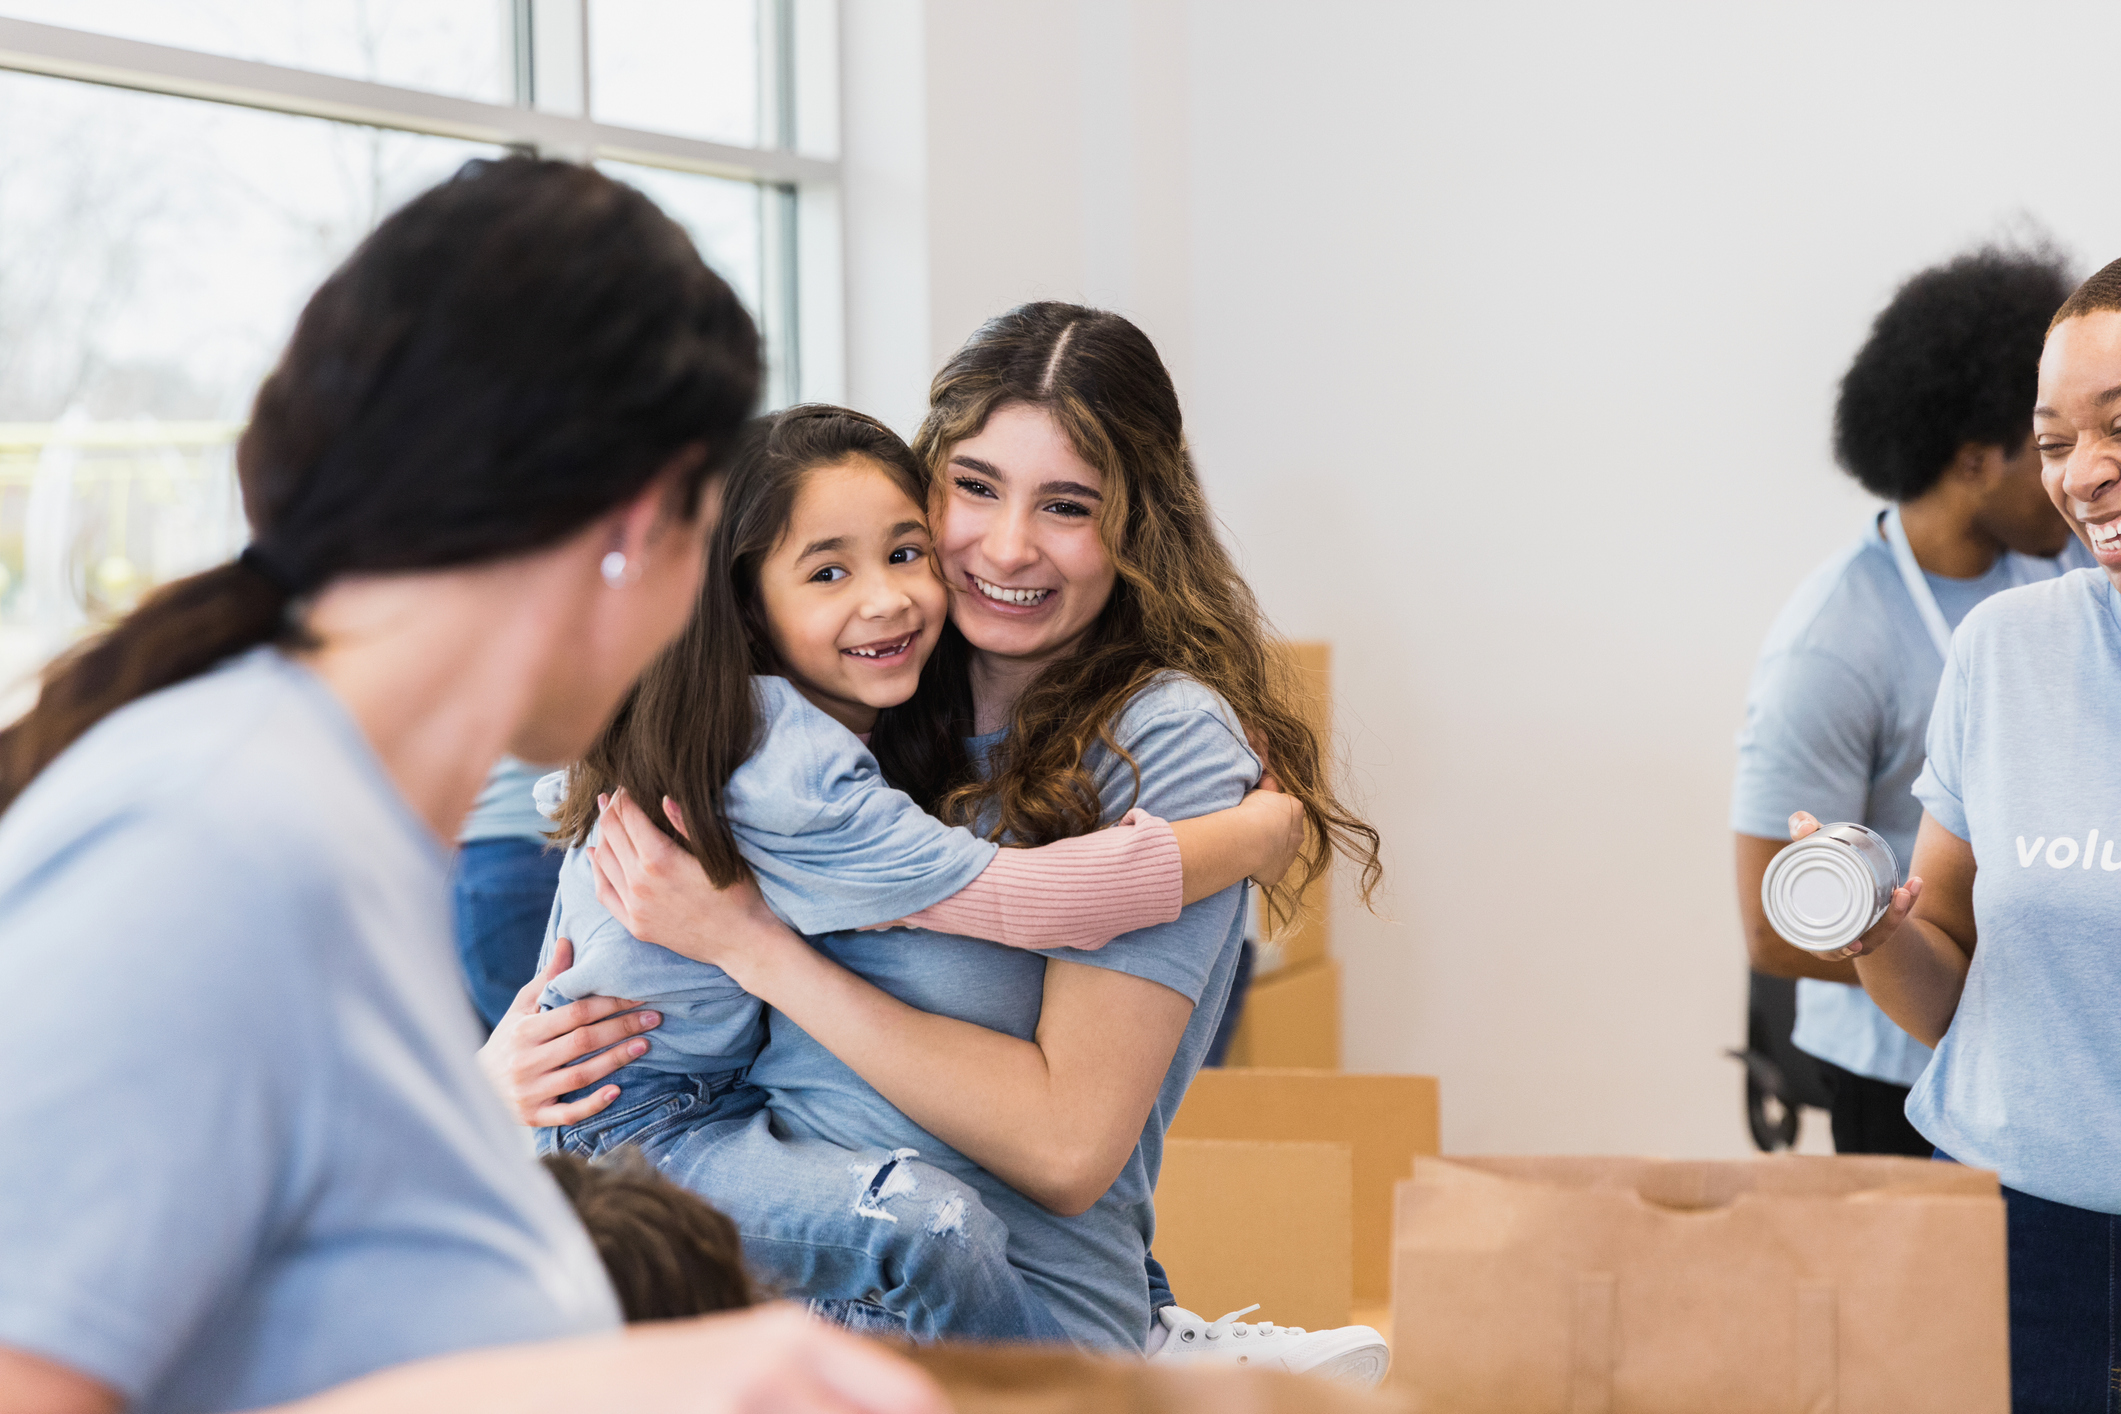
[1200,1305,1307,1340]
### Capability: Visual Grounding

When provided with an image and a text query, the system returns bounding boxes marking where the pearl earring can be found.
[601,550,629,587]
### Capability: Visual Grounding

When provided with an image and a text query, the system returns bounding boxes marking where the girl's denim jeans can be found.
[541,1068,1068,1345]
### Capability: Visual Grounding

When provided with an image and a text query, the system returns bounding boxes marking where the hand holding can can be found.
[1766,812,1924,962]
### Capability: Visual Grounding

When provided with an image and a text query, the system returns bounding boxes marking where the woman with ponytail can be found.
[0,157,941,1414]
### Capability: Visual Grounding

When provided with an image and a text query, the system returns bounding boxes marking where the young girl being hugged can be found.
[564,306,1386,1372]
[527,405,1302,1342]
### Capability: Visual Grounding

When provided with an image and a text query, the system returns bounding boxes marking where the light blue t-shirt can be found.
[743,673,1258,1351]
[1908,569,2121,1214]
[1731,516,2084,1085]
[538,675,997,1073]
[0,649,618,1413]
[458,755,553,844]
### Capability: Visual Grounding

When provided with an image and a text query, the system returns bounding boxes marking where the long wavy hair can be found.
[915,302,1381,921]
[552,405,966,885]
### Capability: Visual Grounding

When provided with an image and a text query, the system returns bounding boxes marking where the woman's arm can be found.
[1172,786,1305,896]
[0,1308,947,1414]
[1790,810,1976,1047]
[591,793,1195,1216]
[750,925,1186,1217]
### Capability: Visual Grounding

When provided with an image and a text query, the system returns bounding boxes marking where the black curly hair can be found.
[1833,245,2076,502]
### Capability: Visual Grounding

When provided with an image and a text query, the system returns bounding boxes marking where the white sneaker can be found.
[1147,1303,1390,1388]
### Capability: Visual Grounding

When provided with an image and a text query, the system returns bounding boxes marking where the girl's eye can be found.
[1043,500,1092,518]
[954,477,997,499]
[889,545,924,565]
[809,565,849,583]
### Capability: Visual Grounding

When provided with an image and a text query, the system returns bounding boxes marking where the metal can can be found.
[1759,822,1899,953]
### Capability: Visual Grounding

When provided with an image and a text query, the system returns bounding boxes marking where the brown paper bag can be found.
[900,1342,1416,1413]
[1392,1156,2007,1414]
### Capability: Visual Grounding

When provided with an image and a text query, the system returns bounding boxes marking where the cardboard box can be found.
[1154,1137,1353,1331]
[901,1340,1415,1412]
[1171,1069,1440,1304]
[1258,641,1333,975]
[1392,1156,2009,1413]
[1223,956,1340,1069]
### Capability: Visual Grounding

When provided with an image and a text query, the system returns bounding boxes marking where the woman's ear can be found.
[605,454,718,581]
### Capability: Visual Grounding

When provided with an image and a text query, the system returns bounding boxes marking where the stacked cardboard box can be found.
[1154,1070,1440,1338]
[1222,640,1340,1068]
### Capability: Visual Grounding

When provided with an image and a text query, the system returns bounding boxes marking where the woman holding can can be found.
[1800,256,2121,1414]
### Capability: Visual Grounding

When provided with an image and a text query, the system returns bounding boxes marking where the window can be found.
[0,2,838,701]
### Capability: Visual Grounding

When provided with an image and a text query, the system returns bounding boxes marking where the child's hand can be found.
[1241,786,1307,889]
[589,790,792,980]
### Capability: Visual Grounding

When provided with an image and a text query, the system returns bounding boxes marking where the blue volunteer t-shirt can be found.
[742,673,1258,1351]
[0,649,618,1414]
[1731,517,2083,1085]
[1908,569,2121,1214]
[458,755,554,843]
[539,675,997,1073]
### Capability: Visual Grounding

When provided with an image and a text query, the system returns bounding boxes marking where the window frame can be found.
[0,3,843,406]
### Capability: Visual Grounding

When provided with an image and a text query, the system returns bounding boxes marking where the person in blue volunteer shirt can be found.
[1731,246,2086,1154]
[453,756,564,1028]
[1808,254,2121,1414]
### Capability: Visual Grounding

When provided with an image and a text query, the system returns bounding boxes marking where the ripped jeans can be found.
[539,1068,1068,1344]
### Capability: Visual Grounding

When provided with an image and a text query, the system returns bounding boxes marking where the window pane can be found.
[590,0,759,146]
[599,160,763,325]
[0,70,497,697]
[0,0,511,103]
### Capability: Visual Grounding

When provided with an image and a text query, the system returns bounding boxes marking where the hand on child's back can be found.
[589,789,789,975]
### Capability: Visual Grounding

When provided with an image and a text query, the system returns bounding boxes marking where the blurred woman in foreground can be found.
[0,157,940,1414]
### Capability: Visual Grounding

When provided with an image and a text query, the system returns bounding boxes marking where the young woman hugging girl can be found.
[529,404,1302,1342]
[486,305,1384,1377]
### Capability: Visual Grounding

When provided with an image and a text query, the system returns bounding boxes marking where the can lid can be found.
[1762,837,1878,951]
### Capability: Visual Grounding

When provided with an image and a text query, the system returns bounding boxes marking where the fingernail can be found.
[629,1039,648,1056]
[639,1011,661,1028]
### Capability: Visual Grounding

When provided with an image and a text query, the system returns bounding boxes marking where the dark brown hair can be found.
[553,405,965,882]
[2050,254,2121,332]
[542,1148,755,1320]
[916,302,1382,921]
[0,156,760,814]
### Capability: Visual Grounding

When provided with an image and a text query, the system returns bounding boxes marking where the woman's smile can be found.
[967,571,1054,610]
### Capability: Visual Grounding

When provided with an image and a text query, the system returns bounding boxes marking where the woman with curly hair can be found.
[484,304,1384,1376]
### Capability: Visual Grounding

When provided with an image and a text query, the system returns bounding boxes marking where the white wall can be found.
[840,0,2121,1157]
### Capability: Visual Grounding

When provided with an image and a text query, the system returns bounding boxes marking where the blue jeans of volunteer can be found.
[1937,1151,2119,1413]
[451,837,562,1029]
[541,1069,1069,1345]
